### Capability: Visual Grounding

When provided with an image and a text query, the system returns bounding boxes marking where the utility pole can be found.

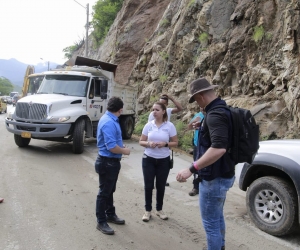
[40,58,49,70]
[85,3,89,57]
[74,1,89,57]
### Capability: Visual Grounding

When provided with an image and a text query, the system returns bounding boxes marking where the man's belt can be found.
[99,155,121,162]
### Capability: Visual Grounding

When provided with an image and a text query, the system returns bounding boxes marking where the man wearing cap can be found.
[176,78,235,250]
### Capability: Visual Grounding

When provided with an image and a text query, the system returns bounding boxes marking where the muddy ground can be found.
[0,109,299,250]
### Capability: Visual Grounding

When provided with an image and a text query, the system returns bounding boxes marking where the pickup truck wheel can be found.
[246,176,298,236]
[14,134,31,147]
[72,119,85,154]
[120,116,134,139]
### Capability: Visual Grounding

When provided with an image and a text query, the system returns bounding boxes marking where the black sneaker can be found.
[106,215,125,225]
[188,188,199,196]
[96,222,114,235]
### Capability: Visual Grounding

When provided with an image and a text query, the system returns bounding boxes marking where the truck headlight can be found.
[7,107,16,119]
[48,116,70,122]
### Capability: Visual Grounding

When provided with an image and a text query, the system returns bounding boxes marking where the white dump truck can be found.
[5,56,137,154]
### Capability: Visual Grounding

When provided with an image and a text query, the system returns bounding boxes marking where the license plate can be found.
[21,132,31,138]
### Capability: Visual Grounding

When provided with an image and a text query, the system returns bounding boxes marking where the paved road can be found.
[1,104,299,250]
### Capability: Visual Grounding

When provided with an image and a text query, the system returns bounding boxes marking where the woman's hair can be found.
[107,96,124,112]
[154,102,168,122]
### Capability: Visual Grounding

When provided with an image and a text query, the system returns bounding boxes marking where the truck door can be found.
[87,78,107,121]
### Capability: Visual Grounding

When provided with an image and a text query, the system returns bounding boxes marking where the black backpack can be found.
[206,105,260,164]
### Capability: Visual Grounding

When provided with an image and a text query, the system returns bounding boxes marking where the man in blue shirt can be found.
[95,97,131,235]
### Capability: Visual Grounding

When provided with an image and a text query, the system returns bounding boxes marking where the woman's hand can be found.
[156,141,167,148]
[148,141,158,148]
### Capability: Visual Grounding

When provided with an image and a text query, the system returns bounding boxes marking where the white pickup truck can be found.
[5,57,137,154]
[237,139,300,236]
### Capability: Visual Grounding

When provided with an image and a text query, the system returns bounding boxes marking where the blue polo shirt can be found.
[192,112,204,146]
[97,111,123,158]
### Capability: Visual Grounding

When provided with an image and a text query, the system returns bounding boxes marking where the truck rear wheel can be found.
[72,119,85,154]
[14,134,31,147]
[120,116,134,139]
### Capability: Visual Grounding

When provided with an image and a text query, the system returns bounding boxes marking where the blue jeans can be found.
[142,154,170,211]
[95,155,121,223]
[199,176,235,250]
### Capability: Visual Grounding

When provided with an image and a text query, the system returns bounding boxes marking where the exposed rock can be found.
[76,0,300,139]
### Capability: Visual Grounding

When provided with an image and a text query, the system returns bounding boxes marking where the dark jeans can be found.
[142,154,170,211]
[193,145,201,189]
[95,155,121,223]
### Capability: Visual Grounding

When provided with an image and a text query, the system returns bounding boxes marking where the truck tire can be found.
[246,176,298,236]
[14,134,31,147]
[72,119,85,154]
[120,116,134,139]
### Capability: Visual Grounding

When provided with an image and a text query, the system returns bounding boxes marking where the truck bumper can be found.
[5,118,72,138]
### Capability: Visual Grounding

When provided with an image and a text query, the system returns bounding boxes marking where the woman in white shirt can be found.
[139,102,178,222]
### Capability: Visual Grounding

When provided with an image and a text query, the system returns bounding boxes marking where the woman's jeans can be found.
[95,155,121,223]
[142,154,170,211]
[199,176,235,250]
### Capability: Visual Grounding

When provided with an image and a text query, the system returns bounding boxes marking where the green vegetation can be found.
[92,0,123,46]
[174,120,193,151]
[198,32,209,46]
[159,74,168,83]
[266,32,272,41]
[253,25,265,43]
[0,77,13,95]
[150,95,158,104]
[159,51,169,61]
[63,38,85,59]
[188,0,196,7]
[134,111,150,135]
[160,18,170,27]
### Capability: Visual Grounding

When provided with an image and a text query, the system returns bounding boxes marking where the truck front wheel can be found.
[246,176,298,236]
[72,119,85,154]
[120,116,134,139]
[14,134,31,147]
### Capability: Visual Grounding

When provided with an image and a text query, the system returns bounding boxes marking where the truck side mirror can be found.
[100,80,108,99]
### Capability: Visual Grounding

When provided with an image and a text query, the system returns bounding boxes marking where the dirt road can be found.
[0,108,299,250]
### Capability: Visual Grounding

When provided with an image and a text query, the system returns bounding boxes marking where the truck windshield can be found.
[37,75,89,97]
[28,75,44,95]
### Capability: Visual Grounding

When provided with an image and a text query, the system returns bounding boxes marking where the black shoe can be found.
[106,215,125,225]
[165,182,170,186]
[189,188,199,196]
[96,222,114,235]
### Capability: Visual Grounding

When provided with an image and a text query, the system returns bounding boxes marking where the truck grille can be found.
[16,103,47,120]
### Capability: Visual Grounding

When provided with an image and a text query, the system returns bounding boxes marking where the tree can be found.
[0,77,14,95]
[63,38,85,59]
[91,0,123,46]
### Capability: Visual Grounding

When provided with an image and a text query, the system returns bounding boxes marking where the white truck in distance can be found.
[5,57,137,154]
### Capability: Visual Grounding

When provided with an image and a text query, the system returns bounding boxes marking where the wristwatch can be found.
[165,142,169,147]
[189,163,197,173]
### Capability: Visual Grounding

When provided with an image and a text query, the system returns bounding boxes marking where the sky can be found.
[0,0,99,65]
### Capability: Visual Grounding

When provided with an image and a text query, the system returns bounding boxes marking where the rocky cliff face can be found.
[77,0,300,139]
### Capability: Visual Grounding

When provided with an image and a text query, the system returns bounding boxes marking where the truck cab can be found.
[5,57,137,154]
